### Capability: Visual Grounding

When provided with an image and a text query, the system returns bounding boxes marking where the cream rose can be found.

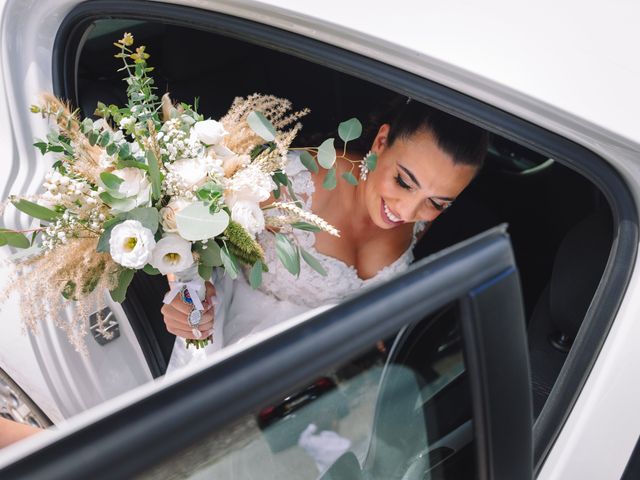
[230,200,265,237]
[159,198,191,233]
[225,165,275,206]
[149,234,195,275]
[109,220,156,269]
[193,119,227,145]
[109,167,151,212]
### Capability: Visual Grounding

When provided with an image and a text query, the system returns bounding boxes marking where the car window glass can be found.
[137,304,475,480]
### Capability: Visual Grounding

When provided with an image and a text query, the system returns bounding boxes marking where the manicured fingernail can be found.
[209,296,218,305]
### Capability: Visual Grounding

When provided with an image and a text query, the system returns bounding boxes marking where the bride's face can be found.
[363,124,478,229]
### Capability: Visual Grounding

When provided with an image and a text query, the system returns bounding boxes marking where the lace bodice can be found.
[256,153,424,308]
[166,153,424,371]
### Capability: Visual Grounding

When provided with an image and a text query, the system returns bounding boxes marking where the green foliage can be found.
[300,248,327,276]
[224,220,265,266]
[275,233,300,276]
[143,264,161,275]
[198,264,213,282]
[322,167,337,190]
[247,111,276,141]
[109,268,135,303]
[0,228,30,248]
[317,138,336,169]
[300,150,319,173]
[176,202,230,241]
[124,207,159,234]
[342,171,358,186]
[196,239,223,267]
[11,198,61,222]
[338,118,362,143]
[220,243,239,280]
[100,172,124,190]
[249,260,264,289]
[291,222,322,232]
[196,182,224,204]
[97,218,124,253]
[145,150,162,201]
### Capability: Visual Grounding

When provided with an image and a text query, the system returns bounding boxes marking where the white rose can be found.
[109,220,156,269]
[193,119,227,145]
[231,200,265,237]
[168,157,220,187]
[109,167,151,212]
[225,165,276,206]
[149,234,195,275]
[159,198,191,233]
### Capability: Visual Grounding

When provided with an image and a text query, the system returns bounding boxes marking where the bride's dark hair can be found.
[297,95,489,169]
[384,98,489,169]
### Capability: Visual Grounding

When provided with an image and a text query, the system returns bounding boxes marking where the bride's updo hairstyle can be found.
[384,98,489,170]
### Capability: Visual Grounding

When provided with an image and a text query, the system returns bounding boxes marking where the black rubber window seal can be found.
[52,0,639,473]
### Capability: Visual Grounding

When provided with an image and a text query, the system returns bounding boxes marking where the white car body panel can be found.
[0,0,153,423]
[0,0,638,477]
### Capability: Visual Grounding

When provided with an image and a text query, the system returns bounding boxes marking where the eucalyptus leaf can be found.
[0,229,30,248]
[275,233,300,276]
[11,199,60,222]
[300,248,328,276]
[198,264,213,282]
[99,192,137,211]
[100,172,124,191]
[291,222,322,232]
[96,219,124,253]
[145,150,162,201]
[109,268,135,303]
[198,240,222,267]
[249,260,264,289]
[317,138,336,169]
[116,159,147,171]
[247,111,276,141]
[300,150,319,174]
[176,202,230,241]
[338,118,362,143]
[342,171,358,186]
[273,171,288,186]
[221,244,239,279]
[124,207,159,234]
[322,167,337,190]
[143,264,161,275]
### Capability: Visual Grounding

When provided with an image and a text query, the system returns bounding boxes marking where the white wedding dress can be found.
[166,153,424,373]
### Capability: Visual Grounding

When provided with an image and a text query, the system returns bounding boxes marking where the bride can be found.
[161,98,488,368]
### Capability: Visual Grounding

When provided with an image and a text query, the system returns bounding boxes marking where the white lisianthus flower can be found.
[193,119,227,145]
[230,200,266,237]
[109,220,156,269]
[149,234,195,275]
[108,167,152,212]
[225,165,276,206]
[159,198,191,233]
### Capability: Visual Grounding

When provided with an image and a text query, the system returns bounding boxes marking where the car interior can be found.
[74,19,614,478]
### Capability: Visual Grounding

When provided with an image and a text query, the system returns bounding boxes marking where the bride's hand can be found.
[161,282,217,339]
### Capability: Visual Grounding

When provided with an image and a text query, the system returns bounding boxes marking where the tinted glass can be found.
[137,304,475,480]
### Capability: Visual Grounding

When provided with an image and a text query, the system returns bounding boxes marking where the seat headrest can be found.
[549,209,612,338]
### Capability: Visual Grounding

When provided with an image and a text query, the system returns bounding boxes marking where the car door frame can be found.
[0,226,533,480]
[49,0,638,473]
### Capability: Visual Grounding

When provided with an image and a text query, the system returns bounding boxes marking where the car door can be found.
[0,226,533,480]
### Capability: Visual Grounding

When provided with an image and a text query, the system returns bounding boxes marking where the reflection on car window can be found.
[137,304,475,480]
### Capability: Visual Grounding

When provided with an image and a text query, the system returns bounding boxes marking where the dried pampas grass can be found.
[1,238,122,354]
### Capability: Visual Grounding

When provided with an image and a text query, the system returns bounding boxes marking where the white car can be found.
[0,0,639,478]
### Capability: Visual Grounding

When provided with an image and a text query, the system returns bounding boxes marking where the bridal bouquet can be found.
[0,33,341,351]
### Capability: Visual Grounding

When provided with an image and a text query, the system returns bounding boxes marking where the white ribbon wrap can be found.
[163,279,205,311]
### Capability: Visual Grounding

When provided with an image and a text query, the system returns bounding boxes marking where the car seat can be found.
[527,208,612,417]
